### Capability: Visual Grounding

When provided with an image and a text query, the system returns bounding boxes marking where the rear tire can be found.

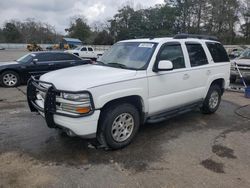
[0,71,20,87]
[97,103,140,150]
[201,84,222,114]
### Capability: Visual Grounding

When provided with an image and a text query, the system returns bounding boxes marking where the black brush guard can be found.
[27,77,95,129]
[27,77,57,128]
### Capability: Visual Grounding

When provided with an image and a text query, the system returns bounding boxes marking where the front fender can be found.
[90,80,148,113]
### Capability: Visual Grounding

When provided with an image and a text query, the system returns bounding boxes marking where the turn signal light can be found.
[76,107,91,114]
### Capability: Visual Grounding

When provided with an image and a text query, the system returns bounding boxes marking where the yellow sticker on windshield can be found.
[138,43,154,48]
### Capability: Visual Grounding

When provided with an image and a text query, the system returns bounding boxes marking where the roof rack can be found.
[173,34,219,41]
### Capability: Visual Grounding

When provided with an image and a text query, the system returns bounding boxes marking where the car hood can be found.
[40,64,137,91]
[65,50,77,53]
[232,59,250,66]
[0,61,19,67]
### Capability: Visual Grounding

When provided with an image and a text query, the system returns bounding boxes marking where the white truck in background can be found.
[65,46,104,60]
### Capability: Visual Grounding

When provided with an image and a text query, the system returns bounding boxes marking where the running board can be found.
[147,101,203,124]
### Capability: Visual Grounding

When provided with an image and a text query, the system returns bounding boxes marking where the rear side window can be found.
[206,42,229,62]
[158,43,185,69]
[55,53,80,61]
[37,53,54,62]
[88,47,93,51]
[53,53,68,61]
[186,43,208,67]
[68,54,81,60]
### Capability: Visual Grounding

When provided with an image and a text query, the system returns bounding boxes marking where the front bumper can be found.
[27,77,100,138]
[231,69,250,78]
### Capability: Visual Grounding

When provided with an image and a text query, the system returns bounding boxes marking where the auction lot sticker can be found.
[138,43,154,48]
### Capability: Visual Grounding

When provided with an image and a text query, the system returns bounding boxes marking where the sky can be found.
[0,0,165,34]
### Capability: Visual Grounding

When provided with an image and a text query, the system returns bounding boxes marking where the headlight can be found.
[62,93,90,102]
[230,62,236,70]
[58,92,93,115]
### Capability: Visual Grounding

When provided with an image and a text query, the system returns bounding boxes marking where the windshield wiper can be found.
[95,60,106,65]
[107,62,129,69]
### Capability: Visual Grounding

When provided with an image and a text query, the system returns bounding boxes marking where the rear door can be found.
[87,47,96,58]
[182,42,211,99]
[53,53,86,69]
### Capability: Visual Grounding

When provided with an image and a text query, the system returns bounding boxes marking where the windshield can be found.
[239,49,250,59]
[74,46,81,50]
[98,42,157,70]
[17,53,35,63]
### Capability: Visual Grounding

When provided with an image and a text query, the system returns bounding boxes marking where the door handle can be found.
[183,74,190,80]
[48,63,54,66]
[207,70,211,75]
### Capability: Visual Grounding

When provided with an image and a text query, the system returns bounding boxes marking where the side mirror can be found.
[157,60,173,71]
[32,59,38,64]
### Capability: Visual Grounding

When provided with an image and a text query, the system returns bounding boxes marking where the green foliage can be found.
[108,0,247,44]
[65,17,91,43]
[0,1,249,45]
[93,30,114,45]
[108,5,178,41]
[0,19,60,43]
[2,22,22,43]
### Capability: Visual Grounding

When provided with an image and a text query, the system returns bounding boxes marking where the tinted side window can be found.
[54,53,77,61]
[88,47,93,51]
[68,54,81,60]
[158,44,185,69]
[186,43,208,67]
[53,53,65,61]
[81,47,87,51]
[206,42,229,62]
[37,53,54,62]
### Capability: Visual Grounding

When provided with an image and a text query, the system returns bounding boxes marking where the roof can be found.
[63,38,82,43]
[120,37,220,44]
[30,51,70,55]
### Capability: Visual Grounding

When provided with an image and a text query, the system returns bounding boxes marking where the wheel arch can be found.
[210,78,225,93]
[99,95,146,124]
[0,68,21,75]
[0,69,22,86]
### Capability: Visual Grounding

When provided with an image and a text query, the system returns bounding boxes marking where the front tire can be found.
[97,103,140,149]
[201,84,222,114]
[0,71,20,87]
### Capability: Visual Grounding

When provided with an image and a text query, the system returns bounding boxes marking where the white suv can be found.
[27,34,230,149]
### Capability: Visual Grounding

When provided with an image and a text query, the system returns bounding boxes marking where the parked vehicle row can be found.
[230,48,250,83]
[0,52,91,87]
[27,34,230,149]
[65,46,104,60]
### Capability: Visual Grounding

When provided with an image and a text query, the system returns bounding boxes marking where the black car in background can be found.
[0,52,91,87]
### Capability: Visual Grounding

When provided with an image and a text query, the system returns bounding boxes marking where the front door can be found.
[25,53,56,78]
[147,42,196,115]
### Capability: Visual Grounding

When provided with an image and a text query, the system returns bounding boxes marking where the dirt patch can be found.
[200,159,225,173]
[212,145,237,159]
[234,105,250,120]
[0,152,56,188]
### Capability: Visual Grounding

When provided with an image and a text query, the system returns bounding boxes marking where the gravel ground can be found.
[0,49,28,62]
[0,50,250,188]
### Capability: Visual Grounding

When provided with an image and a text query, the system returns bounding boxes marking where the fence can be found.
[0,43,249,52]
[0,43,112,51]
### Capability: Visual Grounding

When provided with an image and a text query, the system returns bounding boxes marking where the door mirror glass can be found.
[32,59,38,64]
[157,60,173,71]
